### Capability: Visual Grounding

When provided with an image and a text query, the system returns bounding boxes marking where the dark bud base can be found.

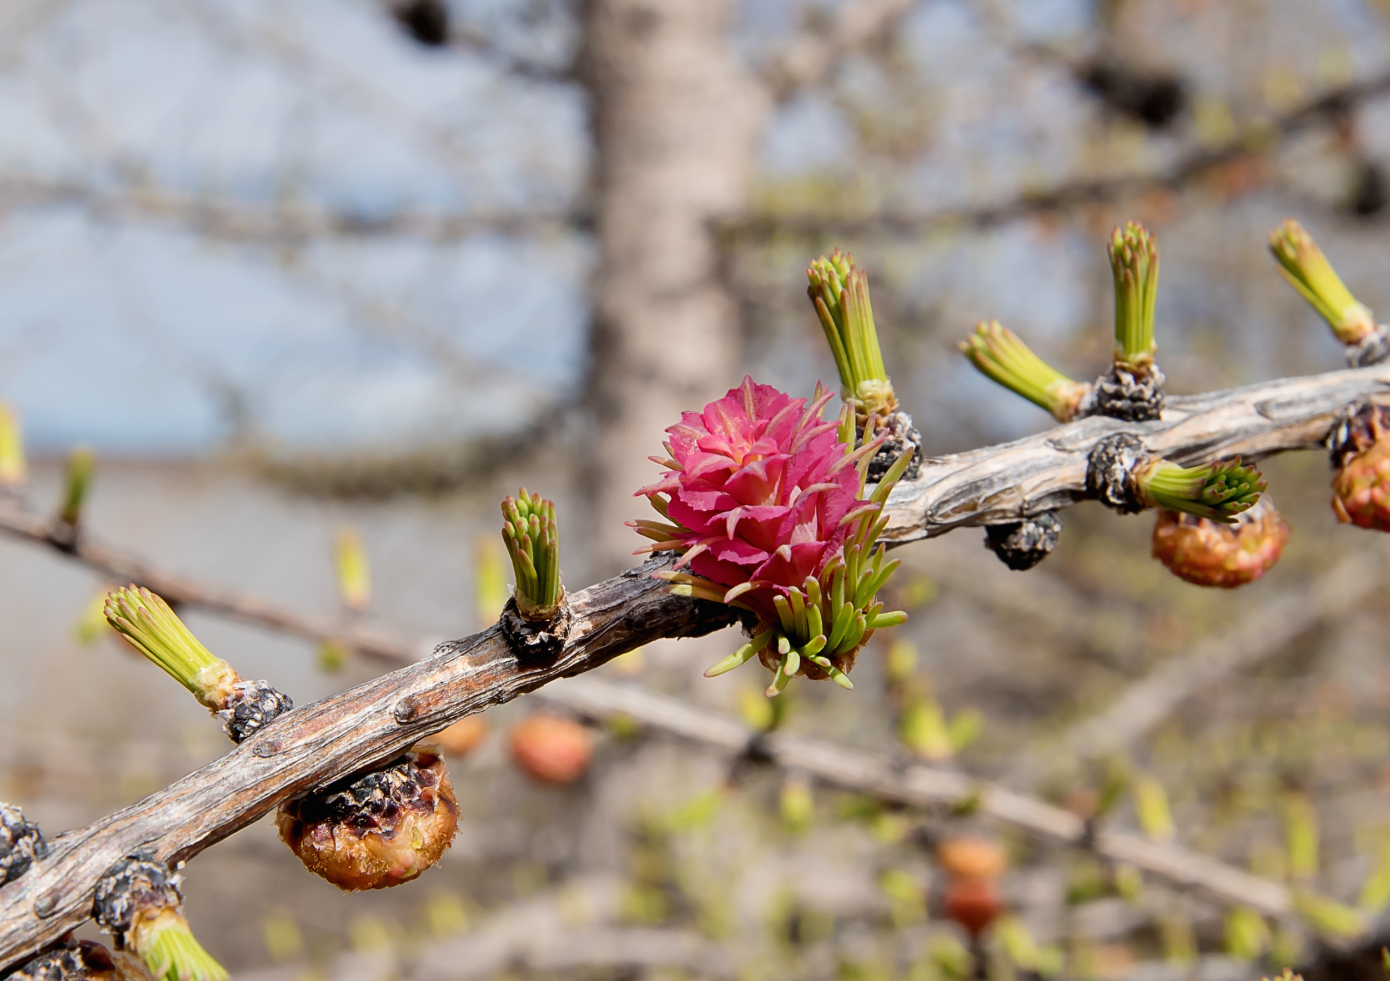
[865,410,923,483]
[2,939,116,980]
[983,513,1062,571]
[282,748,445,838]
[219,680,293,744]
[93,856,181,946]
[1327,400,1390,469]
[500,597,571,663]
[1087,433,1148,513]
[1092,365,1165,422]
[0,802,48,886]
[1347,327,1390,368]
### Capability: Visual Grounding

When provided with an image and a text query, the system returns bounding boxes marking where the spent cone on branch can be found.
[276,746,459,891]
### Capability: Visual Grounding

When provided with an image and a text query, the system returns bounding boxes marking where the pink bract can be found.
[636,376,862,622]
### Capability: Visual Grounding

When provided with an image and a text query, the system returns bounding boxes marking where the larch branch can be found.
[1,361,1386,967]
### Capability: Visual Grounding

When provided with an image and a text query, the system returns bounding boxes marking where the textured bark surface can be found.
[0,363,1386,968]
[576,0,769,577]
[882,362,1390,541]
[0,557,736,968]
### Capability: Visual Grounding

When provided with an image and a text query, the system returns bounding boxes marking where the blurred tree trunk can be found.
[576,0,769,578]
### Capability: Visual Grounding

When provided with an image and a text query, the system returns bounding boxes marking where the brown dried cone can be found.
[1,802,48,885]
[2,937,144,981]
[509,714,593,785]
[1151,496,1291,588]
[276,746,459,891]
[1330,402,1390,531]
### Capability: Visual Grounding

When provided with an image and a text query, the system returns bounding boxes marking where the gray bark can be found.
[576,0,769,578]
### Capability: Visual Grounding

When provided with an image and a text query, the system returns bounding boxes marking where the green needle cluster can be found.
[105,585,234,706]
[807,250,897,422]
[1136,457,1267,523]
[139,912,231,981]
[501,488,562,619]
[58,446,94,528]
[1268,219,1376,344]
[1108,222,1160,368]
[959,320,1091,422]
[698,448,913,697]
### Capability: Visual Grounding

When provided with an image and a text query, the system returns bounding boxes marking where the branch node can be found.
[866,410,922,483]
[1347,326,1390,367]
[1087,433,1149,513]
[1091,364,1166,421]
[499,594,572,663]
[0,804,47,887]
[983,513,1062,570]
[219,680,293,744]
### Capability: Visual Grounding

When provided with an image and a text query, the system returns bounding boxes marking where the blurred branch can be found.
[1002,548,1388,785]
[0,174,585,245]
[2,361,1386,966]
[548,676,1294,918]
[762,0,920,102]
[729,68,1390,240]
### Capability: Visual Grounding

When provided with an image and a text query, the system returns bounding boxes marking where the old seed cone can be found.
[277,747,459,891]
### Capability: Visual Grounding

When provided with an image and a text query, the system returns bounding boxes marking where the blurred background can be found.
[4,0,1390,978]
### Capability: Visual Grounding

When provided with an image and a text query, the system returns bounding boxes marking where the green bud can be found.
[501,488,563,619]
[807,250,896,422]
[1269,219,1375,344]
[137,910,231,981]
[104,585,236,708]
[1134,457,1266,523]
[960,320,1091,421]
[1108,222,1160,368]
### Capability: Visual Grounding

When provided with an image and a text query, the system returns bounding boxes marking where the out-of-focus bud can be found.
[0,405,26,488]
[277,747,459,891]
[473,537,509,626]
[431,715,489,758]
[779,772,814,835]
[937,837,1008,881]
[509,714,592,785]
[1152,496,1289,588]
[1133,773,1175,842]
[54,446,94,540]
[334,527,371,613]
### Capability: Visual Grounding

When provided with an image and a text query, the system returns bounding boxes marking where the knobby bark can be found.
[0,363,1386,968]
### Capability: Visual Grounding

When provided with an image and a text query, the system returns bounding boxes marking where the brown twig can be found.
[546,676,1293,918]
[0,362,1385,967]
